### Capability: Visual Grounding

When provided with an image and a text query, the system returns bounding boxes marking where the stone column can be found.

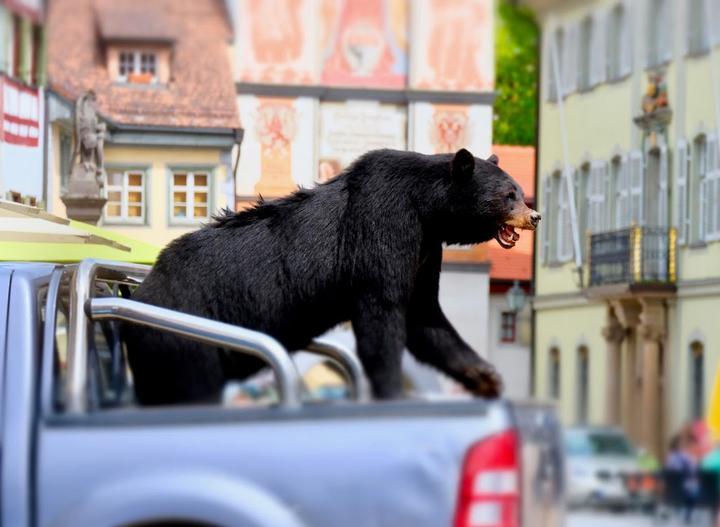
[602,307,625,426]
[610,300,642,441]
[638,300,666,460]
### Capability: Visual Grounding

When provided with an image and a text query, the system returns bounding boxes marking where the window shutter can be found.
[616,155,629,228]
[591,9,608,86]
[677,140,689,244]
[589,161,608,232]
[707,136,720,239]
[546,29,558,102]
[541,176,552,263]
[713,0,720,45]
[558,170,573,261]
[661,0,673,62]
[564,23,579,94]
[658,146,669,227]
[619,0,633,76]
[629,151,644,225]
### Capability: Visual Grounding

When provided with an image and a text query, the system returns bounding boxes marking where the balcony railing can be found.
[588,227,677,287]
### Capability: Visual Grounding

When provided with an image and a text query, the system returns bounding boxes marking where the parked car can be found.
[0,259,566,527]
[565,426,652,509]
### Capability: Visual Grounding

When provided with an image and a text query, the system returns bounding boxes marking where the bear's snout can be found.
[505,203,541,231]
[530,210,541,227]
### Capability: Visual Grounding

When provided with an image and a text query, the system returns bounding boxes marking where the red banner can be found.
[1,75,40,147]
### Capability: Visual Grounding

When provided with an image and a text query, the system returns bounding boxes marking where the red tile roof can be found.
[48,0,240,129]
[491,144,536,201]
[487,144,536,282]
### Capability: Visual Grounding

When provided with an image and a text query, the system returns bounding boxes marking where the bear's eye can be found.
[507,192,516,201]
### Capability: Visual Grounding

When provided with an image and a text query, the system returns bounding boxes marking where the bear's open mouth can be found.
[495,224,520,249]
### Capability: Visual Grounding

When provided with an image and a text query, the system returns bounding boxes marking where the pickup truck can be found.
[0,259,565,527]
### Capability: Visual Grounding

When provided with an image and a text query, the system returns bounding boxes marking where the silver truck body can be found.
[0,262,565,527]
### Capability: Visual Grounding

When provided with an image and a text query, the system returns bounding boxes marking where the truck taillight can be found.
[454,430,521,527]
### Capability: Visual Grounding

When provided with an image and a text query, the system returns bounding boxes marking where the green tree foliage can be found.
[494,1,539,146]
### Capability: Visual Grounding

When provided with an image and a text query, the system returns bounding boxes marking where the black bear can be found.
[123,148,540,404]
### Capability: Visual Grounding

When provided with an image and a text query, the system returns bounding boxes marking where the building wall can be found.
[488,293,531,399]
[534,301,607,424]
[49,142,230,247]
[439,267,490,360]
[531,0,720,437]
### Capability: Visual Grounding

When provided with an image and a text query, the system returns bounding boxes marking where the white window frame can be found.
[117,50,158,83]
[170,170,213,225]
[104,169,147,224]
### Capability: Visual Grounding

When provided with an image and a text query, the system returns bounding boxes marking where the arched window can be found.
[690,341,705,419]
[577,346,590,423]
[549,347,561,399]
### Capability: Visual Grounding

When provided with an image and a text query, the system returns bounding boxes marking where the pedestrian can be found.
[666,432,701,524]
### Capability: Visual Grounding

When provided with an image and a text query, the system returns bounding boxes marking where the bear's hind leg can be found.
[351,300,406,399]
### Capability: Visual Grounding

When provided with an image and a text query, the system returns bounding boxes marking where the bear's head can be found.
[444,148,540,249]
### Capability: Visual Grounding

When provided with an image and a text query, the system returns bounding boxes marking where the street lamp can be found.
[506,280,527,313]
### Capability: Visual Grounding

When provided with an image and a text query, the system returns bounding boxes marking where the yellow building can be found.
[526,0,720,458]
[45,0,241,247]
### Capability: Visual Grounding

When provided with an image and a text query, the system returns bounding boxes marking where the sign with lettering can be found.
[318,101,406,182]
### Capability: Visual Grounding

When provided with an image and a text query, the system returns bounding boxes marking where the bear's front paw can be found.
[462,363,504,398]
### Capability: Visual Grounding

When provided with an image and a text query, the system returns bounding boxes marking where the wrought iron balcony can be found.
[588,227,677,288]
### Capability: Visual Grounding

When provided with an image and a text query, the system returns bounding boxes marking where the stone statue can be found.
[73,90,106,188]
[61,91,108,224]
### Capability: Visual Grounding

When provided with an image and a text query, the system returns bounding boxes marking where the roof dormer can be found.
[95,4,175,85]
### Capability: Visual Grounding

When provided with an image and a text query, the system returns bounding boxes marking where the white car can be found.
[565,426,647,509]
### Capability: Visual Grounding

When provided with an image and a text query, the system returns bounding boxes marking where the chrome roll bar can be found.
[306,338,370,402]
[65,259,152,414]
[87,297,302,409]
[64,258,367,412]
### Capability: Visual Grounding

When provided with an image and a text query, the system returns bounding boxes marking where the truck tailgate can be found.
[37,401,512,527]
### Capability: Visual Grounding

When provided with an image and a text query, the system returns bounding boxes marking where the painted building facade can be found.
[229,0,497,358]
[46,0,241,247]
[527,0,720,458]
[0,0,46,206]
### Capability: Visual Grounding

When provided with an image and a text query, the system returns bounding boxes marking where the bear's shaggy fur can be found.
[123,148,539,404]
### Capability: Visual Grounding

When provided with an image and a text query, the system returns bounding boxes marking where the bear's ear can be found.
[487,154,500,166]
[452,148,475,178]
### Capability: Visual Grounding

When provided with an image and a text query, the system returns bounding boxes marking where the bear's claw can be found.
[462,363,504,398]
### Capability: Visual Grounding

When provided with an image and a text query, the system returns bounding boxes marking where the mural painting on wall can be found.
[238,0,317,84]
[255,98,298,196]
[318,101,406,182]
[430,104,469,154]
[411,0,493,91]
[320,0,407,88]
